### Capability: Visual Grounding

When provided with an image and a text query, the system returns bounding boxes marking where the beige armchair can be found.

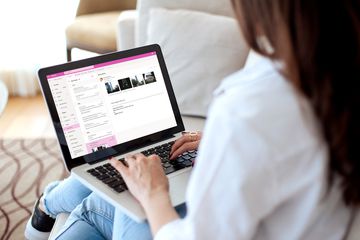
[66,0,137,62]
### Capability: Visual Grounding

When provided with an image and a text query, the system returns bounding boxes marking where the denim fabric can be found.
[55,192,113,240]
[43,176,91,218]
[115,203,187,240]
[43,175,187,240]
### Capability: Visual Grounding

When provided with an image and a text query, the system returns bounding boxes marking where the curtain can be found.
[0,0,78,96]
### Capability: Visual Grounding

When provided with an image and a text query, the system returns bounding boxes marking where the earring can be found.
[256,36,275,55]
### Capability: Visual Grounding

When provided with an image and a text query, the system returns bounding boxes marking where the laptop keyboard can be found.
[86,141,197,194]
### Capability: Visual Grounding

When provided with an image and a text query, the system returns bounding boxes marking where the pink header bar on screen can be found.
[64,66,94,75]
[47,72,64,79]
[47,51,156,80]
[94,51,156,68]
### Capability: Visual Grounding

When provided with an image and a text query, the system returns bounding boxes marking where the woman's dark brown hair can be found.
[231,0,360,206]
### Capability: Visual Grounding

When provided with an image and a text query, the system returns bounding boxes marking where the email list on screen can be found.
[47,52,177,159]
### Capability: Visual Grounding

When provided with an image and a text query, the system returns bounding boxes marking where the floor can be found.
[0,49,97,139]
[0,95,55,138]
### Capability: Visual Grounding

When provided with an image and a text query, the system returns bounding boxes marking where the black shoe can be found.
[25,194,55,240]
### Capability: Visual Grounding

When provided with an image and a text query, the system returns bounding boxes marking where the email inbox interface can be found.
[47,52,177,159]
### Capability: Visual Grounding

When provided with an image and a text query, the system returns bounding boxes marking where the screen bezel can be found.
[38,44,184,171]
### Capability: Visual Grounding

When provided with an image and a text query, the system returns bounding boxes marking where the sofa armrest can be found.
[182,115,206,131]
[48,213,70,240]
[116,10,138,50]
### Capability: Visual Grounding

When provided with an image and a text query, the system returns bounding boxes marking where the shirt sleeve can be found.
[155,219,183,239]
[154,94,281,240]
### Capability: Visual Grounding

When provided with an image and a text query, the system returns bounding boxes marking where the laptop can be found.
[38,44,196,222]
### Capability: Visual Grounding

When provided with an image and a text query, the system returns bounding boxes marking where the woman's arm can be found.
[111,154,177,235]
[142,190,179,235]
[110,132,201,235]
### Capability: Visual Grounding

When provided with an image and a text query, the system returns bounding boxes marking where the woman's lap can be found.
[56,193,187,240]
[44,175,187,239]
[53,191,186,240]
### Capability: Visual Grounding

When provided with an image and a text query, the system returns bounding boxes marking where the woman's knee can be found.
[43,175,92,216]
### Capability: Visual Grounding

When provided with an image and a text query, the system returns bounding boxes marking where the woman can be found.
[26,0,360,239]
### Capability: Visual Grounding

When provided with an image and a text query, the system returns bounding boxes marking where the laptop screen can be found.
[46,51,177,159]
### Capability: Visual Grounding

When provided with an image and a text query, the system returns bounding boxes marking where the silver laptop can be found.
[38,44,195,222]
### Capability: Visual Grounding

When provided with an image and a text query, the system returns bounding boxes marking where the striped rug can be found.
[0,139,68,240]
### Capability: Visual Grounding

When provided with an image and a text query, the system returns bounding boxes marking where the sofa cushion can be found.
[136,0,235,46]
[146,8,249,116]
[116,10,138,50]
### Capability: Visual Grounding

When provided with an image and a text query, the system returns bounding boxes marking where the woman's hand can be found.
[170,131,202,159]
[110,154,179,235]
[110,154,169,206]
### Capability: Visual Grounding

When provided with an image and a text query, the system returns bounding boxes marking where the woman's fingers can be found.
[148,154,161,163]
[133,153,146,160]
[111,153,169,206]
[170,135,189,155]
[125,154,138,168]
[170,131,201,155]
[170,141,199,160]
[110,158,129,178]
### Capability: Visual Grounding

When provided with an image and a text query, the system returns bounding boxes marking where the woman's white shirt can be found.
[155,56,350,240]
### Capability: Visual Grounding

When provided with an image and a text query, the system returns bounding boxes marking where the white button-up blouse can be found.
[155,56,350,240]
